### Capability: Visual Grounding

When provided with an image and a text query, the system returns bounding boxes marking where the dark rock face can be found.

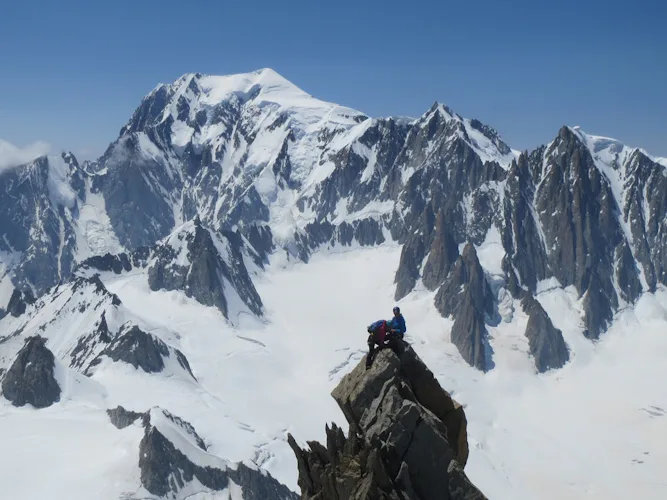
[534,127,635,338]
[288,345,486,500]
[244,224,275,267]
[93,134,181,250]
[623,150,667,289]
[79,252,132,274]
[0,155,80,296]
[392,108,509,302]
[521,295,569,372]
[107,405,144,429]
[394,205,436,301]
[501,153,550,294]
[86,325,195,379]
[353,218,386,247]
[395,237,428,301]
[615,242,644,304]
[70,312,112,370]
[75,247,150,275]
[137,408,297,500]
[1,336,61,408]
[6,288,36,317]
[449,289,494,373]
[435,244,495,371]
[148,219,263,319]
[422,210,460,291]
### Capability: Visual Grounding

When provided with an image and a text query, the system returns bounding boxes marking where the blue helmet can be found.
[393,306,400,314]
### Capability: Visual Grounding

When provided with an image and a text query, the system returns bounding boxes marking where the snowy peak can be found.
[85,324,196,380]
[147,218,264,321]
[394,119,665,369]
[562,126,666,289]
[569,125,667,170]
[134,405,298,500]
[417,101,519,168]
[568,125,635,177]
[124,67,367,138]
[0,275,124,375]
[104,404,297,499]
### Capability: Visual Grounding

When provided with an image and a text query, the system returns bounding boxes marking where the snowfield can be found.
[1,244,666,499]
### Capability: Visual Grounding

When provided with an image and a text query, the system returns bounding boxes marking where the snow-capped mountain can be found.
[1,68,666,499]
[2,67,666,371]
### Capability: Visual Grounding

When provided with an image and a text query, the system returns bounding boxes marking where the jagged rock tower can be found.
[289,344,487,499]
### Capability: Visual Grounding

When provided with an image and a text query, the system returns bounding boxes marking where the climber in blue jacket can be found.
[388,306,406,338]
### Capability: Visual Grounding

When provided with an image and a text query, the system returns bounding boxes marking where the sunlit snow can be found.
[1,244,666,499]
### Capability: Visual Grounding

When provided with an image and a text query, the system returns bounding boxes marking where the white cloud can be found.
[0,139,51,172]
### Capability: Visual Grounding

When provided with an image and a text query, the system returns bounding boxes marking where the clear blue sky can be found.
[1,0,665,160]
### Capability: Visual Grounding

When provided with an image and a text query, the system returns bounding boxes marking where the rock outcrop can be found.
[6,288,36,317]
[1,336,61,408]
[394,205,436,301]
[106,405,144,429]
[86,324,195,379]
[522,295,570,373]
[533,126,629,338]
[422,210,460,291]
[147,217,263,319]
[76,247,150,275]
[288,344,486,500]
[435,244,495,372]
[106,406,298,500]
[69,311,112,370]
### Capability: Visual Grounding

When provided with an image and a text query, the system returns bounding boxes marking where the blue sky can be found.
[0,0,665,160]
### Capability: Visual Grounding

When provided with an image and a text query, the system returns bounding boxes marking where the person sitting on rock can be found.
[365,310,406,369]
[387,306,406,338]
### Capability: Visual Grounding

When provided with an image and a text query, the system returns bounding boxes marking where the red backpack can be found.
[368,319,389,343]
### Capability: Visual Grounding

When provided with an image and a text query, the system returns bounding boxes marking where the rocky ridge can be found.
[288,343,486,499]
[106,405,298,500]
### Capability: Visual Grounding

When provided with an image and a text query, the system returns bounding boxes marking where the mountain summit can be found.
[289,343,486,499]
